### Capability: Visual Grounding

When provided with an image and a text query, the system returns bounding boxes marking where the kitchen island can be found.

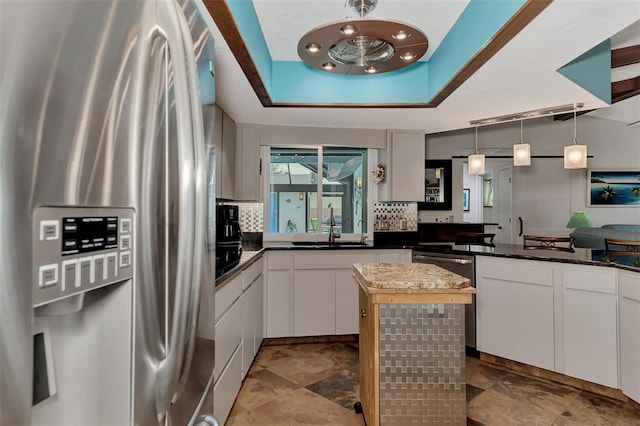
[353,262,475,426]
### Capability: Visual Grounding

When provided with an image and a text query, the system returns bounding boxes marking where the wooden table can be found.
[353,263,475,426]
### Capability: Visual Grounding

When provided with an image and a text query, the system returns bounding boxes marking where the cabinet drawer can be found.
[562,265,616,294]
[267,253,291,270]
[477,257,554,287]
[213,344,242,426]
[214,298,242,380]
[243,257,263,289]
[215,273,243,321]
[294,252,377,269]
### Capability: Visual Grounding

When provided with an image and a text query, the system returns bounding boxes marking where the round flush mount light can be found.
[298,18,428,75]
[297,0,428,75]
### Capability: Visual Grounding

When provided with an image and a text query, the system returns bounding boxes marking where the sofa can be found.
[570,224,640,249]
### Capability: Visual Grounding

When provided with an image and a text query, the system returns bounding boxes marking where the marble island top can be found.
[353,263,475,304]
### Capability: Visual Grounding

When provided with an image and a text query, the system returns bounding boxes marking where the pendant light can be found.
[513,117,531,166]
[564,104,587,169]
[468,125,485,175]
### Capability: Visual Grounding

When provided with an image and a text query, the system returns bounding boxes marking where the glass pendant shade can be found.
[513,143,531,166]
[564,105,587,169]
[566,210,594,228]
[468,154,485,175]
[564,144,587,169]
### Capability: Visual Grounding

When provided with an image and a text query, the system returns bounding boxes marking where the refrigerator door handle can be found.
[195,414,221,426]
[154,1,207,420]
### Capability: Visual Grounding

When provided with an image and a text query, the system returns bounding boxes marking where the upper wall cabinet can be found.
[213,107,237,200]
[382,130,425,202]
[235,124,261,201]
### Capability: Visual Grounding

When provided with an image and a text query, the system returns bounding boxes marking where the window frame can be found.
[262,145,376,242]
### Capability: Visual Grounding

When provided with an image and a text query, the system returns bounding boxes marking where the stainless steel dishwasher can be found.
[412,250,476,352]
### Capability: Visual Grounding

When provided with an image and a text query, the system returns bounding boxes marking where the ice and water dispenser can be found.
[31,207,135,425]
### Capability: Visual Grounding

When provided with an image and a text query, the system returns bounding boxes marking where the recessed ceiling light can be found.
[297,0,428,75]
[392,30,410,40]
[341,24,357,35]
[305,43,321,53]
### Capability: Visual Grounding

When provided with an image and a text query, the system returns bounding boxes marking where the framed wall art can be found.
[463,188,470,212]
[588,169,640,206]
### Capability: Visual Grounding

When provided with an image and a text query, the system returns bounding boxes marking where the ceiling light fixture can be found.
[564,104,587,169]
[513,118,531,166]
[297,0,428,75]
[468,126,485,175]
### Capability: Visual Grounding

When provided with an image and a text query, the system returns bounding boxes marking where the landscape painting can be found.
[588,170,640,206]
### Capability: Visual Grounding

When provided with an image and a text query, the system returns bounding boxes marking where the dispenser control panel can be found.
[32,207,135,307]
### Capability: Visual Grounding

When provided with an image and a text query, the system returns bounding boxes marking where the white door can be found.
[494,167,513,244]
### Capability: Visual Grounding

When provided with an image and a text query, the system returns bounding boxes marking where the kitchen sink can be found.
[290,241,368,247]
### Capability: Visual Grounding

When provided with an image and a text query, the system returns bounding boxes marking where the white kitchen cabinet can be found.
[235,124,261,201]
[476,256,556,371]
[378,250,412,263]
[241,269,264,378]
[265,253,293,338]
[214,107,237,200]
[560,265,618,388]
[213,343,242,425]
[619,270,640,403]
[335,269,360,335]
[293,270,336,336]
[264,249,410,338]
[383,130,425,201]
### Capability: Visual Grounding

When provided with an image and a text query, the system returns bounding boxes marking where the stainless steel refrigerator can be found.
[0,0,218,424]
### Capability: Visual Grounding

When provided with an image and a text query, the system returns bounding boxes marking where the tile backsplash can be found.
[236,202,264,232]
[373,202,418,232]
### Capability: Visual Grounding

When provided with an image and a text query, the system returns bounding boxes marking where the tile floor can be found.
[225,342,640,426]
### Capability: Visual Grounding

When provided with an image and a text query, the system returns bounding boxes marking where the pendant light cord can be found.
[573,103,577,145]
[474,125,479,154]
[520,118,524,143]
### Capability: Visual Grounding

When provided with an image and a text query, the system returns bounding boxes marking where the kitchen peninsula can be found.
[353,262,475,426]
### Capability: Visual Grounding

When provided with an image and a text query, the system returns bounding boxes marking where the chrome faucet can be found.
[329,207,341,243]
[358,219,368,244]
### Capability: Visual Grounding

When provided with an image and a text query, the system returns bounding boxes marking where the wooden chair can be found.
[523,235,575,252]
[604,238,640,256]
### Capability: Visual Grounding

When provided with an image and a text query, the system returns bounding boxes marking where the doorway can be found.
[482,162,513,244]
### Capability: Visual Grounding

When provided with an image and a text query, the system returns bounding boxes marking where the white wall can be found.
[426,115,640,236]
[252,124,386,149]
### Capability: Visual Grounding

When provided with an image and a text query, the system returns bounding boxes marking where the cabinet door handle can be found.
[360,309,367,318]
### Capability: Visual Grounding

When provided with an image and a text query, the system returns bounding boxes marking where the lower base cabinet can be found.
[477,256,634,393]
[266,250,409,338]
[214,258,264,424]
[476,257,556,371]
[213,344,242,424]
[620,270,640,403]
[560,265,618,388]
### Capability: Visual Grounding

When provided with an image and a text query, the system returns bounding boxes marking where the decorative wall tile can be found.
[222,202,264,232]
[373,202,418,232]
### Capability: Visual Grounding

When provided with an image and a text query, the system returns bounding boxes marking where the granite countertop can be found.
[353,262,474,292]
[413,243,640,273]
[216,241,640,287]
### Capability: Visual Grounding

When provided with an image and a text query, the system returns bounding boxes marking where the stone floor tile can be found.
[491,372,581,415]
[231,368,300,413]
[553,392,640,426]
[466,357,509,390]
[467,388,560,426]
[306,369,360,410]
